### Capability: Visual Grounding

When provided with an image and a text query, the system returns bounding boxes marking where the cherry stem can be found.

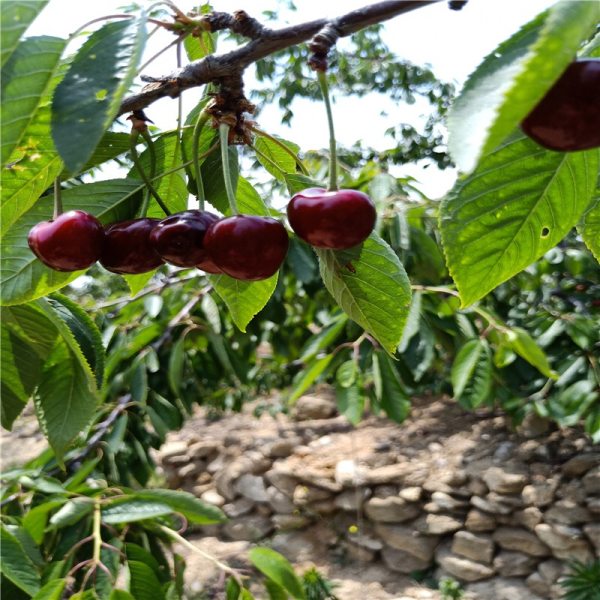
[130,130,171,216]
[192,109,211,210]
[317,70,338,192]
[249,125,309,176]
[219,123,239,215]
[53,177,63,220]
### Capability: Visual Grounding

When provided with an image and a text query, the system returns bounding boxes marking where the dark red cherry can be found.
[100,218,163,274]
[287,187,376,249]
[521,59,600,152]
[27,210,104,272]
[204,215,289,281]
[150,210,219,268]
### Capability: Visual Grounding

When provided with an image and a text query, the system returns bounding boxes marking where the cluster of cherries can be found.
[28,188,377,281]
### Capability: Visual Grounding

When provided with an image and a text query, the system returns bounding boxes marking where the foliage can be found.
[560,560,600,600]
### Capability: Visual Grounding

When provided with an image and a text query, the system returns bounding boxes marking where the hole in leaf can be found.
[541,227,550,238]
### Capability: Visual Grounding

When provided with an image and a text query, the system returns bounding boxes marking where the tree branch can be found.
[118,0,441,117]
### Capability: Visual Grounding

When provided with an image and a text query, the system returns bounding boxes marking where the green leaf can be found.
[235,177,271,216]
[248,548,306,600]
[52,17,147,173]
[336,383,364,425]
[101,499,173,524]
[23,501,65,544]
[578,196,600,262]
[123,271,155,296]
[254,134,300,182]
[183,24,215,61]
[31,578,66,600]
[209,272,278,332]
[1,178,142,306]
[125,543,163,579]
[299,314,348,362]
[128,560,166,600]
[506,326,557,379]
[133,489,226,524]
[336,360,357,388]
[34,338,97,463]
[451,338,492,408]
[0,0,49,67]
[448,1,600,172]
[168,335,186,399]
[201,293,221,333]
[49,498,93,528]
[316,233,412,354]
[202,142,238,214]
[440,134,599,306]
[284,173,323,196]
[374,351,410,423]
[1,36,66,166]
[109,591,136,600]
[288,354,334,404]
[0,525,41,596]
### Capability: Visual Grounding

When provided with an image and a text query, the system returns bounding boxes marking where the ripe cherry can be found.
[150,210,220,269]
[287,188,376,249]
[27,210,104,272]
[100,218,163,274]
[521,59,600,152]
[204,215,289,281]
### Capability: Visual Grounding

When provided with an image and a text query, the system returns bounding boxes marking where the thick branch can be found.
[118,0,441,117]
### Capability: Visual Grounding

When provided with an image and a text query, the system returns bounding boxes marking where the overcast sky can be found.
[29,0,557,197]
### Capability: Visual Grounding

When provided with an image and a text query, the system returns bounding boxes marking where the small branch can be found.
[203,10,268,39]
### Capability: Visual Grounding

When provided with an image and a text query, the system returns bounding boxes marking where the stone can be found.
[334,488,370,511]
[431,491,468,512]
[293,485,332,505]
[266,486,295,514]
[466,577,545,600]
[160,440,188,460]
[373,485,399,498]
[188,439,219,457]
[482,467,527,495]
[234,473,269,503]
[374,524,439,562]
[493,551,539,577]
[399,486,423,502]
[265,468,299,497]
[436,546,495,582]
[583,465,600,494]
[416,514,463,535]
[344,541,376,563]
[544,499,592,525]
[207,453,228,474]
[562,453,600,477]
[514,507,543,530]
[587,496,600,513]
[335,459,368,486]
[583,523,600,555]
[364,463,427,486]
[493,527,550,557]
[296,468,342,493]
[522,481,557,507]
[307,499,337,515]
[214,457,255,500]
[272,514,311,530]
[556,479,587,503]
[200,489,225,507]
[293,394,336,421]
[538,558,564,584]
[451,531,495,564]
[526,572,551,598]
[364,496,420,523]
[265,436,302,458]
[534,523,594,562]
[517,412,551,438]
[271,530,321,563]
[465,509,496,532]
[223,497,255,518]
[470,495,512,515]
[347,530,383,552]
[467,478,488,497]
[177,462,204,479]
[382,547,432,573]
[222,514,273,541]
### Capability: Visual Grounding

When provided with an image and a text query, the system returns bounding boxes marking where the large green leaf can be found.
[448,1,600,172]
[0,525,41,596]
[254,134,300,182]
[1,102,63,236]
[201,142,239,214]
[506,326,556,379]
[51,17,147,174]
[209,273,278,332]
[128,560,166,600]
[440,134,599,306]
[48,498,93,528]
[288,354,334,404]
[578,196,600,262]
[133,489,226,524]
[373,351,410,423]
[1,36,66,166]
[451,338,492,409]
[248,548,306,600]
[316,232,412,354]
[31,578,66,600]
[23,501,65,545]
[0,0,48,67]
[1,178,142,306]
[34,337,97,463]
[101,499,173,524]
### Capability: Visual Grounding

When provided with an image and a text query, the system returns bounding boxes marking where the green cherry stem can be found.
[219,123,239,215]
[317,70,338,192]
[53,177,63,220]
[130,129,171,216]
[192,109,211,210]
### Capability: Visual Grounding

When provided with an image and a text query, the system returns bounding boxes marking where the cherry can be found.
[150,210,220,270]
[287,187,376,249]
[204,215,289,281]
[521,59,600,152]
[27,210,104,272]
[100,218,163,274]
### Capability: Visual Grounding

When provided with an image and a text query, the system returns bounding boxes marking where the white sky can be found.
[29,0,557,198]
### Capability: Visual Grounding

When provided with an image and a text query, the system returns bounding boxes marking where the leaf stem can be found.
[193,109,211,210]
[53,177,63,220]
[219,123,239,215]
[249,125,309,175]
[317,70,338,191]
